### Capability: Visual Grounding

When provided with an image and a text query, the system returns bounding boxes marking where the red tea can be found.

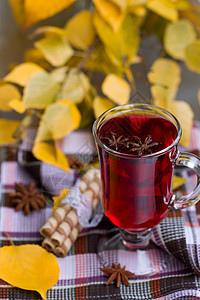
[97,114,178,231]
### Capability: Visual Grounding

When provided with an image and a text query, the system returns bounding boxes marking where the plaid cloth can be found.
[1,124,200,299]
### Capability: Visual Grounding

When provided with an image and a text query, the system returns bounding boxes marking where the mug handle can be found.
[171,152,200,210]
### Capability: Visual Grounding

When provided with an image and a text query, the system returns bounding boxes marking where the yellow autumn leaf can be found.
[0,119,21,145]
[173,175,187,190]
[9,99,25,114]
[164,20,196,60]
[102,74,131,105]
[24,0,77,27]
[93,0,126,32]
[32,26,66,37]
[0,83,21,111]
[0,244,59,299]
[51,67,68,83]
[35,100,81,142]
[146,0,178,21]
[93,96,115,118]
[58,69,90,103]
[148,58,181,101]
[65,10,96,50]
[93,10,139,66]
[8,0,25,26]
[33,141,70,172]
[110,0,128,11]
[4,62,44,87]
[128,0,148,5]
[24,48,51,70]
[53,189,70,212]
[154,98,194,147]
[185,40,200,74]
[22,71,59,109]
[35,35,74,67]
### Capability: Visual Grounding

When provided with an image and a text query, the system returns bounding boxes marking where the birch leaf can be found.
[164,20,196,60]
[51,67,68,83]
[65,10,95,50]
[102,74,131,105]
[93,96,115,118]
[58,69,90,103]
[110,0,127,11]
[35,100,81,142]
[92,0,126,32]
[0,119,21,145]
[53,189,70,212]
[22,71,59,109]
[8,0,25,26]
[93,10,139,66]
[35,35,74,67]
[146,0,178,21]
[148,58,181,101]
[153,98,193,147]
[0,244,60,300]
[0,84,21,111]
[9,99,25,114]
[24,0,77,27]
[185,40,200,74]
[173,175,187,190]
[33,141,70,172]
[4,63,43,87]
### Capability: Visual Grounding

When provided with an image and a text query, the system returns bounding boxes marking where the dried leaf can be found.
[22,71,59,109]
[93,10,139,66]
[173,175,187,190]
[164,20,196,60]
[52,189,70,212]
[92,0,126,32]
[33,141,70,172]
[58,69,90,103]
[9,99,25,114]
[93,96,115,118]
[65,10,96,50]
[4,63,43,87]
[0,119,21,145]
[0,83,21,111]
[148,58,181,101]
[146,0,178,21]
[0,244,59,299]
[35,35,74,67]
[185,40,200,74]
[24,0,77,27]
[35,100,81,142]
[102,74,130,105]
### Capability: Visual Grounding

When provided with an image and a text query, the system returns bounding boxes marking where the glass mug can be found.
[93,103,200,250]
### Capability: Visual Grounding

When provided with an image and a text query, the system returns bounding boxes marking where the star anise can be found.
[67,154,84,170]
[100,263,134,287]
[102,131,129,151]
[129,135,159,155]
[9,181,46,215]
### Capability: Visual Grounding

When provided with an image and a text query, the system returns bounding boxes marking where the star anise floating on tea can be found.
[100,263,134,287]
[9,181,46,215]
[102,132,159,156]
[129,135,159,155]
[102,131,129,151]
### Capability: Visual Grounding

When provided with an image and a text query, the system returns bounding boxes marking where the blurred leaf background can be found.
[0,0,200,170]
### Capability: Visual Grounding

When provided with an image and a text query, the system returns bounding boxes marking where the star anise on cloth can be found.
[102,131,129,151]
[9,181,46,215]
[100,263,135,287]
[129,135,159,155]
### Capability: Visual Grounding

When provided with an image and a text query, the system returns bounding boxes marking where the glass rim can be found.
[92,103,182,159]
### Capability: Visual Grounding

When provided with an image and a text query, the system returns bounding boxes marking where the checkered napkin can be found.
[1,124,200,300]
